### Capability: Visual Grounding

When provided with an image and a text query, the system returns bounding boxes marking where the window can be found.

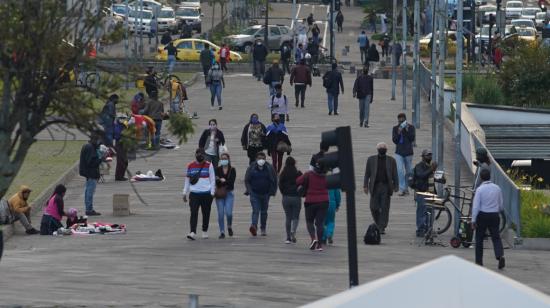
[177,41,193,49]
[195,42,209,50]
[280,27,288,34]
[270,27,281,36]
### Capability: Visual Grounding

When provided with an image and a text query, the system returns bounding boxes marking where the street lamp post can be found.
[413,0,420,128]
[391,0,398,100]
[402,0,408,110]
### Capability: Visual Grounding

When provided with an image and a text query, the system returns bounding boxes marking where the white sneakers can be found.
[202,232,209,239]
[187,232,196,240]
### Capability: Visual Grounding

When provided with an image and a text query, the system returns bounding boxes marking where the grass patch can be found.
[6,141,85,204]
[520,190,550,238]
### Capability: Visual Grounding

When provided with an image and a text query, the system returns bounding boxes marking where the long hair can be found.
[279,156,297,179]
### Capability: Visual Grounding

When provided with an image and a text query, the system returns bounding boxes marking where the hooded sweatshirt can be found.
[8,185,32,214]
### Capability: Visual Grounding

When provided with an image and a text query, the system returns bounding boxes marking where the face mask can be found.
[251,117,259,124]
[209,124,217,130]
[220,159,229,166]
[378,148,387,156]
[276,93,282,98]
[274,119,280,124]
[196,154,205,162]
[257,159,266,166]
[424,158,432,164]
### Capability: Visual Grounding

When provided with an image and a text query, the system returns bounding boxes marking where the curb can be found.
[1,161,80,243]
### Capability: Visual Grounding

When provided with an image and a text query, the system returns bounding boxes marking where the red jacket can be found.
[296,171,329,204]
[219,47,231,61]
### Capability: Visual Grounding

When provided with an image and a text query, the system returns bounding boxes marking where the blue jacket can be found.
[328,189,341,210]
[357,34,369,48]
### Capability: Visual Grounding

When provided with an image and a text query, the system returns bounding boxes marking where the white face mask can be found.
[220,159,229,166]
[257,159,266,166]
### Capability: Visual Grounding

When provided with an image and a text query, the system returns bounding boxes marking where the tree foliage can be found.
[0,0,117,199]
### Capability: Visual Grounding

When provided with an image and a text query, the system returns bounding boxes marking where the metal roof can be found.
[482,125,550,160]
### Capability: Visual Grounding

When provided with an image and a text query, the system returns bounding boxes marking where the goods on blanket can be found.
[54,222,127,235]
[160,138,177,149]
[130,169,164,182]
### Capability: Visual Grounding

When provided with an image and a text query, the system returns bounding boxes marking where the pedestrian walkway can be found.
[2,73,549,307]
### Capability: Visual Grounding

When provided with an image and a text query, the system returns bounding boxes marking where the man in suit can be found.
[363,142,399,234]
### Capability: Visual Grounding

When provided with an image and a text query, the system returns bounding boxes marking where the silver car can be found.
[223,24,294,53]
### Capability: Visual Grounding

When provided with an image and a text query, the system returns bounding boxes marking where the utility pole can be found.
[292,0,297,62]
[454,0,464,234]
[437,0,446,167]
[413,0,420,127]
[124,0,129,90]
[264,0,269,45]
[391,0,397,100]
[402,0,408,110]
[430,0,438,157]
[330,0,335,59]
[139,0,144,61]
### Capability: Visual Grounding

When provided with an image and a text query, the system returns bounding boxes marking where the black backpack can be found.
[322,71,332,89]
[364,223,381,245]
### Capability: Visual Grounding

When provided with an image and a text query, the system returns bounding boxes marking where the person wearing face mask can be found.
[241,113,267,164]
[353,64,374,127]
[268,84,289,124]
[244,152,278,237]
[278,156,303,244]
[214,153,236,239]
[252,38,268,81]
[264,60,285,97]
[392,113,416,196]
[296,156,329,251]
[206,62,225,110]
[79,134,103,216]
[322,62,344,116]
[363,142,398,234]
[183,148,216,240]
[290,58,312,108]
[199,119,226,167]
[412,149,438,237]
[266,114,292,173]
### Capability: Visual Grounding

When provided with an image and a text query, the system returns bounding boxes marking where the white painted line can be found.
[291,4,302,29]
[322,5,329,48]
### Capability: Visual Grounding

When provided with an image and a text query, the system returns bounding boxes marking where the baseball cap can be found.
[422,149,432,156]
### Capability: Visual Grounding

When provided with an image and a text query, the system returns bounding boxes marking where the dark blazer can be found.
[363,154,399,195]
[79,142,102,179]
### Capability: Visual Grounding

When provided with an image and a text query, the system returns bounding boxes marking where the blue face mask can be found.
[251,117,259,124]
[220,160,229,166]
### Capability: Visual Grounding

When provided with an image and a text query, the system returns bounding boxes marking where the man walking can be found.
[472,169,505,269]
[322,62,344,115]
[244,152,278,237]
[200,44,213,86]
[357,31,369,64]
[79,134,103,216]
[412,149,437,237]
[353,65,374,127]
[99,94,118,147]
[268,84,289,124]
[336,10,344,33]
[164,41,178,74]
[363,142,398,234]
[252,38,268,81]
[280,44,292,75]
[392,113,415,196]
[264,60,285,96]
[290,59,312,108]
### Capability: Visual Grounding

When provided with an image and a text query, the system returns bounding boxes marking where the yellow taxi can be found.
[516,27,537,42]
[419,31,464,54]
[156,38,243,62]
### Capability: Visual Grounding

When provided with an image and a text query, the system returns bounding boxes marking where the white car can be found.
[506,1,523,19]
[157,7,178,33]
[128,9,154,34]
[521,7,542,21]
[179,0,201,10]
[511,18,536,29]
[129,0,162,16]
[176,6,202,32]
[535,11,549,30]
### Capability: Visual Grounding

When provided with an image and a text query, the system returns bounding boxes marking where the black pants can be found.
[369,183,391,230]
[475,212,504,266]
[337,23,343,32]
[115,141,128,180]
[189,193,213,233]
[220,57,228,71]
[305,202,328,241]
[282,60,291,75]
[247,146,264,165]
[294,84,307,107]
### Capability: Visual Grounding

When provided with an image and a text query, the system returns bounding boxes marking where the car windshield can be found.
[129,10,153,19]
[241,27,259,35]
[518,28,536,36]
[176,8,199,17]
[523,8,540,15]
[112,5,127,15]
[512,20,534,27]
[159,10,174,18]
[536,12,547,18]
[507,2,522,8]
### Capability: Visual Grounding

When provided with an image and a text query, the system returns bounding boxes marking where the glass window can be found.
[159,10,175,18]
[280,27,288,34]
[195,42,209,50]
[176,8,200,17]
[241,27,260,35]
[177,41,193,49]
[270,27,281,36]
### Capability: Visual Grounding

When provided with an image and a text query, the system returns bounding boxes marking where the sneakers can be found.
[328,237,333,245]
[285,238,291,244]
[249,225,257,236]
[26,228,39,235]
[364,121,369,128]
[309,239,318,250]
[85,210,101,216]
[498,257,506,270]
[316,242,324,251]
[219,233,225,239]
[290,233,297,243]
[261,229,267,236]
[398,191,409,196]
[228,227,233,237]
[187,232,196,240]
[328,111,332,115]
[202,232,209,239]
[218,106,223,110]
[334,112,339,115]
[210,106,215,110]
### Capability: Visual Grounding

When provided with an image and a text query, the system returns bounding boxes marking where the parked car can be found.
[156,38,243,62]
[521,7,542,21]
[505,1,523,19]
[157,7,178,33]
[223,24,294,53]
[176,6,202,32]
[128,9,154,34]
[478,4,496,24]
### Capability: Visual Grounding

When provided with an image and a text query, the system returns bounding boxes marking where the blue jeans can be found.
[215,191,234,233]
[210,82,223,106]
[415,194,427,231]
[250,192,270,230]
[84,178,97,212]
[167,55,176,73]
[395,154,413,192]
[327,93,339,113]
[153,119,162,146]
[358,95,372,124]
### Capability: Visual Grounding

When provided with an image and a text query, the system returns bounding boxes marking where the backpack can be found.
[270,95,287,111]
[322,72,332,89]
[0,198,14,225]
[263,70,273,85]
[363,223,381,245]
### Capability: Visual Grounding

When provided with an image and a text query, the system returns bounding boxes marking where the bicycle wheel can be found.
[85,72,100,92]
[432,206,452,235]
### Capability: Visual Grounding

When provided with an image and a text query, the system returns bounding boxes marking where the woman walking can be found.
[241,113,267,165]
[199,119,226,167]
[278,157,303,244]
[266,114,291,173]
[40,184,68,235]
[296,159,329,251]
[206,62,225,110]
[215,153,236,239]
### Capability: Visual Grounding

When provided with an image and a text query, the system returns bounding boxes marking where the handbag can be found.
[215,186,228,199]
[189,164,205,185]
[276,141,291,153]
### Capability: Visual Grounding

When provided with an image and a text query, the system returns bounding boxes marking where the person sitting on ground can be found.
[8,186,39,234]
[40,184,68,235]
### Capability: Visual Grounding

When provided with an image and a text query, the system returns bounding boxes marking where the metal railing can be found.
[419,60,432,97]
[473,134,522,237]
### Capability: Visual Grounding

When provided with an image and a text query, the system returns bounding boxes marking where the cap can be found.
[422,149,432,156]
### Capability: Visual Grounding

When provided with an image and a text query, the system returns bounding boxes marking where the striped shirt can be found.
[183,161,216,195]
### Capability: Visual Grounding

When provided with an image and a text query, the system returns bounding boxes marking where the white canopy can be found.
[302,255,550,308]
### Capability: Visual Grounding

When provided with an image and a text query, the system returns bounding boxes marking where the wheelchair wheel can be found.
[450,237,461,248]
